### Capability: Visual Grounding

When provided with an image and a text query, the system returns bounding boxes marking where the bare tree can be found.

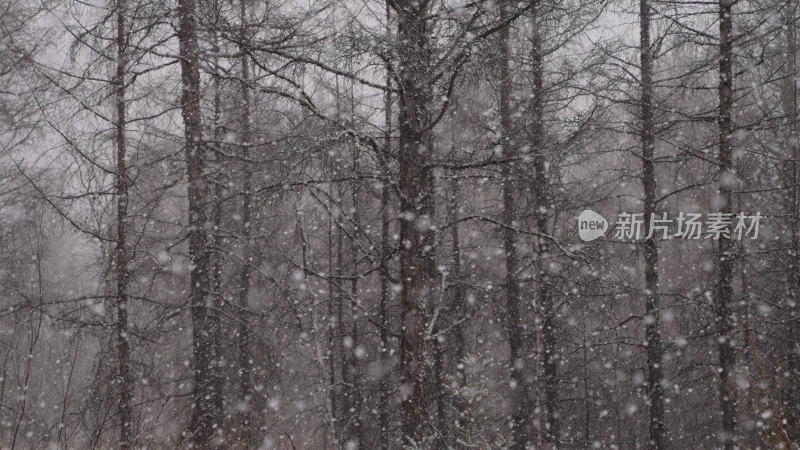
[113,0,134,446]
[393,0,434,442]
[177,0,220,443]
[4,0,800,447]
[715,0,738,447]
[497,2,533,448]
[639,1,665,448]
[234,0,258,443]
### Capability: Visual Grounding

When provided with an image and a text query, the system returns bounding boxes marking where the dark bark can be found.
[529,12,559,446]
[378,175,392,447]
[394,0,434,443]
[640,1,666,448]
[784,0,800,436]
[349,151,365,447]
[498,4,532,448]
[784,0,799,286]
[327,207,340,445]
[716,1,737,447]
[335,218,351,445]
[448,174,465,388]
[236,1,256,441]
[421,169,440,448]
[378,6,392,441]
[178,0,219,443]
[114,0,133,446]
[208,27,225,439]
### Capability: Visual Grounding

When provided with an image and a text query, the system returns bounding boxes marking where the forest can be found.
[1,0,799,448]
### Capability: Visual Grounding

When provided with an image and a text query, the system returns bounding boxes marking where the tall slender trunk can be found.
[349,147,364,447]
[716,1,737,447]
[640,1,665,448]
[236,1,255,437]
[436,127,465,446]
[378,6,392,441]
[449,173,465,386]
[329,76,351,445]
[10,238,44,450]
[208,25,225,437]
[498,5,531,449]
[582,327,590,445]
[432,335,445,449]
[788,0,799,294]
[378,176,392,447]
[114,0,133,446]
[420,167,442,449]
[178,0,218,443]
[395,0,433,442]
[447,114,467,404]
[327,205,340,444]
[333,194,351,447]
[784,0,800,434]
[529,12,559,446]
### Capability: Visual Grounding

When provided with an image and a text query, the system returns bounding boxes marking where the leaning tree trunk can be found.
[716,0,737,447]
[113,0,133,446]
[178,0,219,443]
[639,1,666,448]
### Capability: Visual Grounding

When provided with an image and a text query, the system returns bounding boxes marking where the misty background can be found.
[0,0,798,448]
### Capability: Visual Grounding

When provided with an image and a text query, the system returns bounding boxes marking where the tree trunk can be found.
[395,0,433,443]
[335,213,352,445]
[784,0,800,435]
[378,6,392,441]
[640,1,666,448]
[529,11,559,446]
[716,0,737,447]
[348,150,365,447]
[447,172,467,449]
[236,1,256,441]
[420,168,441,448]
[788,0,799,292]
[178,0,219,443]
[449,173,465,388]
[378,176,392,447]
[208,26,225,441]
[498,5,532,449]
[114,0,133,446]
[327,207,340,445]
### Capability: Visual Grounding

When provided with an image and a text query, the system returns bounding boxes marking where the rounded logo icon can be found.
[578,209,608,241]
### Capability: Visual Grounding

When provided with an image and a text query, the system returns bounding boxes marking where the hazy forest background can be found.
[1,0,799,448]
